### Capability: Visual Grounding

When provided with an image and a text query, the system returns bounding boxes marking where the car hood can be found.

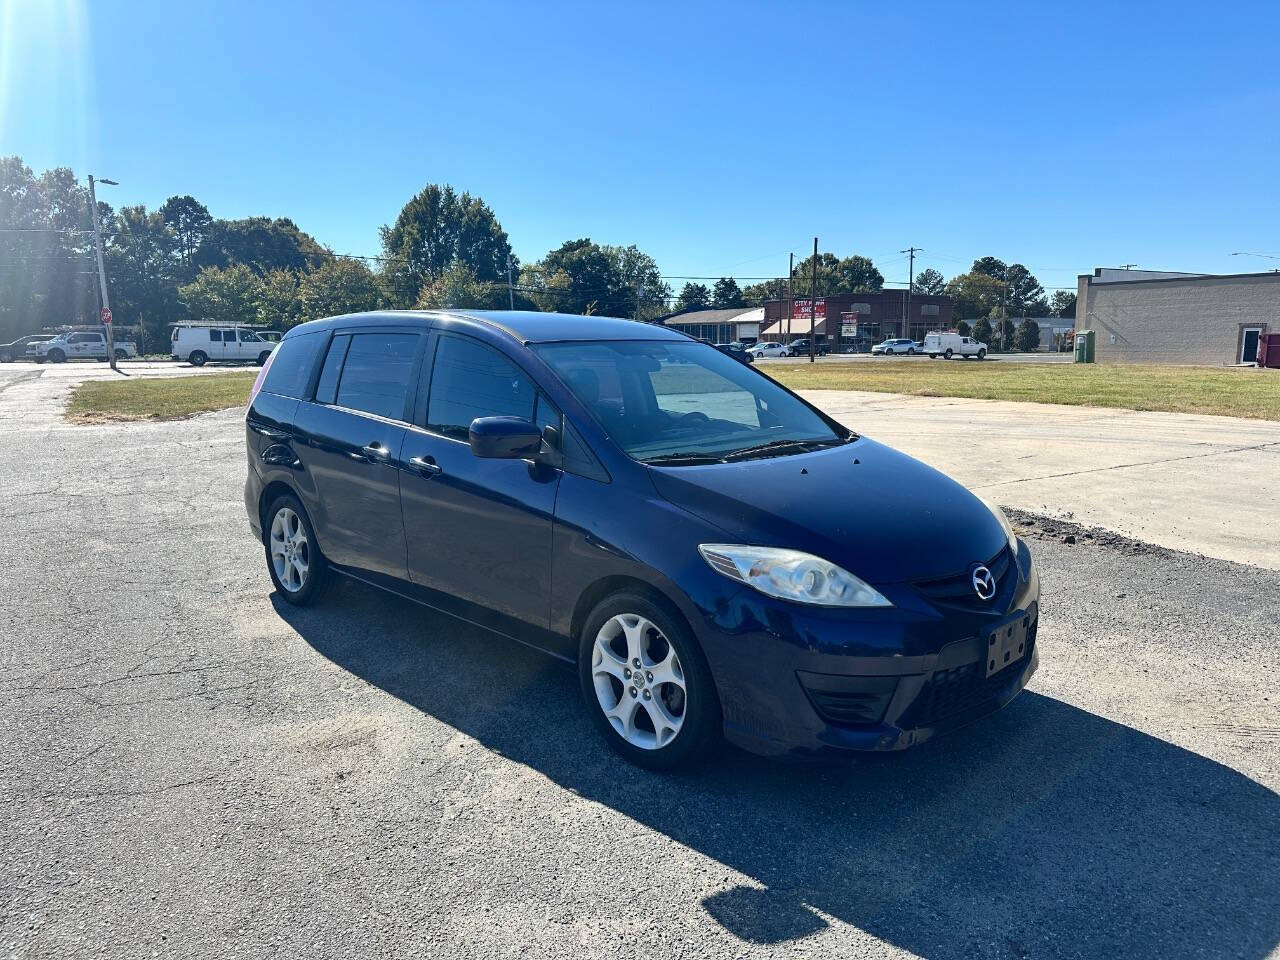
[647,437,1007,585]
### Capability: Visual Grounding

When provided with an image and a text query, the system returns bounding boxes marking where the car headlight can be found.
[978,496,1018,552]
[698,544,892,608]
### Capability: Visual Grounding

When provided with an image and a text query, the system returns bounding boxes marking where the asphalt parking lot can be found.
[2,366,1277,959]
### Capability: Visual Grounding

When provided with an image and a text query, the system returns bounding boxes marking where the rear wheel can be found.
[907,347,916,354]
[579,591,719,769]
[188,350,207,367]
[114,348,127,361]
[257,351,271,366]
[944,348,953,359]
[977,348,986,360]
[264,494,330,605]
[0,351,11,363]
[929,353,938,359]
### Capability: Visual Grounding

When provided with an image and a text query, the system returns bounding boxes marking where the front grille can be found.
[903,623,1036,730]
[915,547,1013,609]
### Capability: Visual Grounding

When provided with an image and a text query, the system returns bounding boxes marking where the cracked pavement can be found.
[1,364,1277,959]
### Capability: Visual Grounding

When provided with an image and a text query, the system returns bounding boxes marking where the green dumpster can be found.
[1074,330,1095,363]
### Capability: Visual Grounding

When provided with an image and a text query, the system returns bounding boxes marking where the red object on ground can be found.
[1258,333,1280,369]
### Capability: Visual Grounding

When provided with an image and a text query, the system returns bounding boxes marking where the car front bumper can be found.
[689,540,1041,759]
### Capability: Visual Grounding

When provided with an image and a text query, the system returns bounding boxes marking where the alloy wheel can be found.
[269,507,310,592]
[591,613,686,750]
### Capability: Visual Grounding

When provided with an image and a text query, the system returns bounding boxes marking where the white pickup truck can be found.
[33,331,138,363]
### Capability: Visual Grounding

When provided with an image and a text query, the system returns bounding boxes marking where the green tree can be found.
[179,264,262,326]
[195,217,327,276]
[521,238,649,316]
[0,158,99,338]
[1006,263,1047,315]
[971,256,1008,281]
[1050,290,1077,318]
[159,195,212,275]
[380,184,515,307]
[298,258,382,321]
[956,320,972,336]
[677,282,711,310]
[603,244,668,320]
[912,267,945,295]
[740,279,783,304]
[414,261,509,310]
[944,271,1005,321]
[971,317,993,348]
[790,253,883,296]
[998,317,1017,352]
[712,277,744,308]
[105,204,182,352]
[1015,317,1042,352]
[257,269,302,329]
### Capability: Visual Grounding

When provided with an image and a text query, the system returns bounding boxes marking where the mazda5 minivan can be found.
[245,311,1039,768]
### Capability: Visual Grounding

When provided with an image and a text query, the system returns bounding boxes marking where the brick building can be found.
[1075,268,1279,365]
[759,291,953,349]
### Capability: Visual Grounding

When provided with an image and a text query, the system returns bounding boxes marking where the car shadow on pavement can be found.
[273,584,1279,959]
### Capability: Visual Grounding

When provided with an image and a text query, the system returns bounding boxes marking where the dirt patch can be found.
[1005,507,1184,560]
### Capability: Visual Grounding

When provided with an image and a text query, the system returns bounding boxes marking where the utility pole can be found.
[87,175,118,372]
[506,255,515,310]
[901,246,922,341]
[809,237,818,363]
[787,252,794,346]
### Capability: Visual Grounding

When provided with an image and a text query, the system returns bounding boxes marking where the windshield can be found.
[534,339,848,464]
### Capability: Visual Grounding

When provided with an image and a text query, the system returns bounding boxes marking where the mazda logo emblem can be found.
[972,565,996,600]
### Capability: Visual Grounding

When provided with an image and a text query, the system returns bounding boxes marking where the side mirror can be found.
[468,416,543,459]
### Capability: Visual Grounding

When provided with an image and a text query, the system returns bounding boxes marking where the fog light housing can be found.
[797,671,899,727]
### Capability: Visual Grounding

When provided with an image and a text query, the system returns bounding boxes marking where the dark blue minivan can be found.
[245,311,1039,767]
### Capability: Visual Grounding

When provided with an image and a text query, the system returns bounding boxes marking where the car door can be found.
[400,331,561,632]
[292,329,426,579]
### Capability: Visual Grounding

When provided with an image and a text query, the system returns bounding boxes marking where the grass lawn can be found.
[66,371,257,423]
[766,360,1280,420]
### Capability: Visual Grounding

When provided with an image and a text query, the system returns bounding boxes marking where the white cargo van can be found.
[923,332,987,360]
[171,324,277,366]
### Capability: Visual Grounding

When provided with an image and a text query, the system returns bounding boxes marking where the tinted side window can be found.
[260,331,326,400]
[239,329,260,342]
[427,335,535,440]
[314,334,350,405]
[209,330,221,342]
[335,333,419,421]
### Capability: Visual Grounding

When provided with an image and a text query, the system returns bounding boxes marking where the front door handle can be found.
[347,442,389,463]
[408,455,443,478]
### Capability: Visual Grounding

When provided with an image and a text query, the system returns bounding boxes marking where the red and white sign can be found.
[792,298,826,320]
[100,307,112,324]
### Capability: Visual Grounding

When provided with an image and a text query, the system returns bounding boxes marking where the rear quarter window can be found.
[260,331,325,400]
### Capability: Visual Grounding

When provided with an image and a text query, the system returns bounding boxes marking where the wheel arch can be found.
[258,479,303,542]
[571,575,697,665]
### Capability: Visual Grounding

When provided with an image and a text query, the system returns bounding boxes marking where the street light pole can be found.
[87,175,118,371]
[809,237,818,364]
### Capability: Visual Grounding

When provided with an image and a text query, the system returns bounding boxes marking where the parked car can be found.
[246,311,1039,768]
[257,330,283,343]
[714,342,754,364]
[0,334,56,363]
[871,338,918,356]
[788,338,830,356]
[923,332,987,360]
[171,323,277,366]
[33,330,137,363]
[749,341,788,358]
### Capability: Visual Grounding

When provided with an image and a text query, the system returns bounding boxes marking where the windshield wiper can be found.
[722,437,847,462]
[642,451,727,466]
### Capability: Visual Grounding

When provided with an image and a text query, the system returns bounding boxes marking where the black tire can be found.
[263,493,331,605]
[907,347,915,355]
[977,348,986,360]
[188,350,208,367]
[114,348,127,361]
[578,590,719,770]
[944,348,953,359]
[929,353,937,359]
[48,348,66,363]
[0,351,11,363]
[257,351,271,366]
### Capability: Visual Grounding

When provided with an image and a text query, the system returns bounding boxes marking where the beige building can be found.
[1076,268,1278,365]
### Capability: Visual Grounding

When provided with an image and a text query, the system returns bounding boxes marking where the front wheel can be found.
[944,348,953,359]
[0,351,11,363]
[977,348,986,360]
[579,591,719,770]
[929,353,938,359]
[188,350,208,367]
[114,348,127,361]
[907,347,915,355]
[264,494,330,605]
[48,348,66,363]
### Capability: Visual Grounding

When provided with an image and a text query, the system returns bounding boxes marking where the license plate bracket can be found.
[985,615,1030,678]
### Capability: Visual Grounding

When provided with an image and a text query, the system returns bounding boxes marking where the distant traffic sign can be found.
[100,307,112,324]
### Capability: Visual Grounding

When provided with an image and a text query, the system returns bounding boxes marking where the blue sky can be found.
[4,0,1279,293]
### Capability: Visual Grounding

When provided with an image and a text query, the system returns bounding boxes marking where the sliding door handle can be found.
[408,455,443,478]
